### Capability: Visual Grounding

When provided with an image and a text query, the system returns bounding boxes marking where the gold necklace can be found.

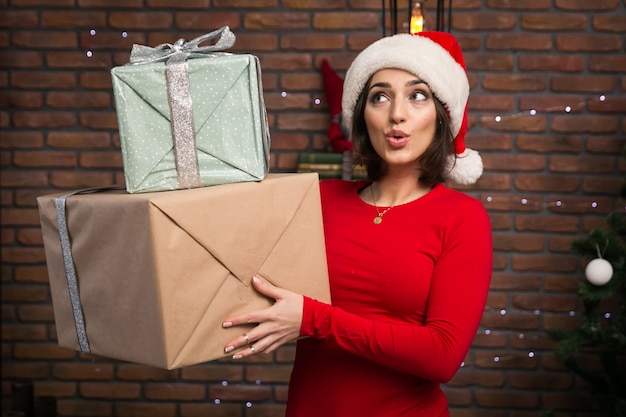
[370,185,393,225]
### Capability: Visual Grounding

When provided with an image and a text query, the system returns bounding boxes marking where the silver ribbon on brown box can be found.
[54,185,126,353]
[127,27,236,189]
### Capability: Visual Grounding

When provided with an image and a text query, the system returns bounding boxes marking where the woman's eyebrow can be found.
[368,79,427,91]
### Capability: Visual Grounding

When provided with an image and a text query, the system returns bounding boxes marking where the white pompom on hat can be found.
[341,31,483,185]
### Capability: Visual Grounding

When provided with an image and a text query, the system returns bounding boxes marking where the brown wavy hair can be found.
[351,76,455,187]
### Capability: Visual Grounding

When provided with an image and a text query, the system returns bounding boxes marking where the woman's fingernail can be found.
[232,353,243,360]
[224,345,234,353]
[252,276,260,284]
[222,321,232,328]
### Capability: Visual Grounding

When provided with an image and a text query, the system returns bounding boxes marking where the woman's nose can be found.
[389,99,407,123]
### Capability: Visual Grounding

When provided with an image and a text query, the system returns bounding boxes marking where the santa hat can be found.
[341,31,483,185]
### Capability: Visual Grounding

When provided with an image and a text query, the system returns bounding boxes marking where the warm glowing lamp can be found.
[409,0,425,34]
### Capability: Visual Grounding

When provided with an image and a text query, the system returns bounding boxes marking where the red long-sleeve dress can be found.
[286,179,493,417]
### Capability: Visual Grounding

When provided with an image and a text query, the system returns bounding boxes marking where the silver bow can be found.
[129,26,236,65]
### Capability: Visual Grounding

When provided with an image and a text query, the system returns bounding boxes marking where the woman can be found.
[223,31,492,416]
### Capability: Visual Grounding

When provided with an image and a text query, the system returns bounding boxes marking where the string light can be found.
[491,95,609,121]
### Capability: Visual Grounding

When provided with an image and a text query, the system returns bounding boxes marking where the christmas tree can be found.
[548,167,626,416]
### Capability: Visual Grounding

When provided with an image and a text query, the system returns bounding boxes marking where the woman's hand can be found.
[222,275,304,360]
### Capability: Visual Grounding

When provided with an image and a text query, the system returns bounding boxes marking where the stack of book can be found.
[297,152,367,180]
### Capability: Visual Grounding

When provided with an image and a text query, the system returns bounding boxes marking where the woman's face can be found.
[363,68,437,171]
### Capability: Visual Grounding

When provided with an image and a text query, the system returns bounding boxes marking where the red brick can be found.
[314,12,380,30]
[465,54,514,72]
[57,399,112,417]
[14,343,77,360]
[116,364,180,381]
[13,111,78,129]
[16,227,44,246]
[485,34,552,51]
[519,54,585,72]
[592,12,626,31]
[555,0,620,11]
[80,382,141,399]
[582,176,623,195]
[12,30,78,49]
[264,92,313,111]
[483,154,546,172]
[448,369,505,387]
[588,95,626,113]
[475,389,539,408]
[511,294,577,312]
[80,31,144,50]
[509,332,559,351]
[179,403,245,417]
[487,0,552,10]
[79,152,122,169]
[80,112,118,130]
[545,196,614,214]
[245,365,292,383]
[481,312,540,330]
[282,33,345,50]
[453,12,517,30]
[1,324,48,340]
[556,34,622,52]
[79,71,114,90]
[514,174,580,193]
[0,10,39,29]
[490,273,541,291]
[47,132,112,149]
[551,75,616,93]
[516,134,582,153]
[0,131,45,149]
[50,171,115,189]
[174,12,241,31]
[521,13,586,30]
[208,384,272,402]
[2,91,44,109]
[33,380,77,398]
[47,52,113,69]
[511,254,577,272]
[11,71,77,89]
[0,171,48,187]
[493,234,544,251]
[41,11,107,28]
[547,236,576,253]
[13,151,78,168]
[148,0,209,7]
[549,155,617,174]
[144,383,206,401]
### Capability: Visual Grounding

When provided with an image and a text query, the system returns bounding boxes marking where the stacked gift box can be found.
[37,27,331,370]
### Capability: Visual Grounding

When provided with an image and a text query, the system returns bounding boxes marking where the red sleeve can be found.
[300,198,492,383]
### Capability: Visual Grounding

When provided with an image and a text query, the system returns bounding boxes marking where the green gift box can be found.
[111,27,270,193]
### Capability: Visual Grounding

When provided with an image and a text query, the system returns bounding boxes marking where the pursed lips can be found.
[385,129,410,147]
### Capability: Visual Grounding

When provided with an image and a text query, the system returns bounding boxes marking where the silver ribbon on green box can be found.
[126,27,237,190]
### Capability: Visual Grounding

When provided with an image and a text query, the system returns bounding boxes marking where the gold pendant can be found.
[373,216,383,225]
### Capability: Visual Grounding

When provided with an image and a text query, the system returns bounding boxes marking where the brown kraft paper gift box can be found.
[37,173,331,369]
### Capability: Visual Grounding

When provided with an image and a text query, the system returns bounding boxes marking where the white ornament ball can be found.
[585,258,613,286]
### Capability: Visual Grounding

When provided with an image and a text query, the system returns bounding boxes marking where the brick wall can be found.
[1,0,625,416]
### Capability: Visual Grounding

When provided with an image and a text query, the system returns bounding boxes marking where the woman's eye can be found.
[411,90,428,101]
[370,92,389,103]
